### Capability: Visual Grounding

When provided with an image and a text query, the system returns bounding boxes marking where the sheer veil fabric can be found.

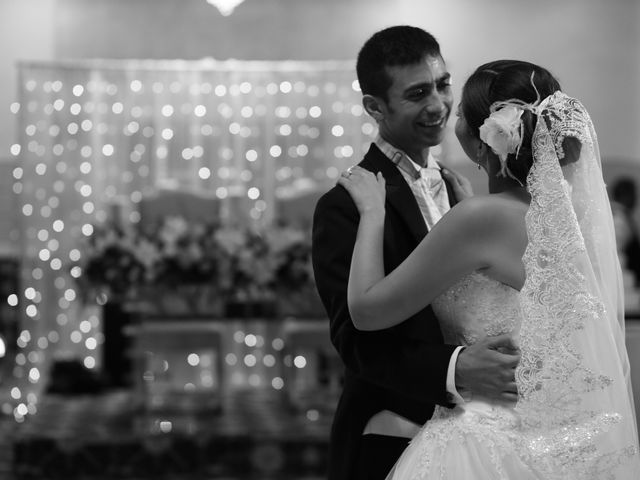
[515,91,639,477]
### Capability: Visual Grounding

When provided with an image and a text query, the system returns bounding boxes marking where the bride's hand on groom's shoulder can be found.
[454,334,520,407]
[338,166,386,216]
[440,165,474,202]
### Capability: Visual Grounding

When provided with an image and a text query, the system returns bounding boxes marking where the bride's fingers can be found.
[440,164,468,184]
[349,168,370,179]
[501,391,518,403]
[339,167,385,191]
[441,167,464,187]
[337,177,353,189]
[441,170,458,186]
[503,381,518,394]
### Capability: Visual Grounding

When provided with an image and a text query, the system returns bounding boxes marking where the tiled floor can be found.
[5,388,333,479]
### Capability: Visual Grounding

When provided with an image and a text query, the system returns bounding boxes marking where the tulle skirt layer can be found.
[386,402,543,480]
[385,401,638,480]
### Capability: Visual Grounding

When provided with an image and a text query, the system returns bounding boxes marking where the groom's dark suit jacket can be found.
[312,144,458,480]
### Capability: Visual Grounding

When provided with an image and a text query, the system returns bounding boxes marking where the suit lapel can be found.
[444,176,458,208]
[360,144,428,242]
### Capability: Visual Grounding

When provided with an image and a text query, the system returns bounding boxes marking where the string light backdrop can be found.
[9,58,375,421]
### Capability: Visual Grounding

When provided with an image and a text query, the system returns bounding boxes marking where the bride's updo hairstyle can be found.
[461,60,561,184]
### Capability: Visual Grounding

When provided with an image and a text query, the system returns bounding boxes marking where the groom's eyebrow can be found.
[437,72,452,85]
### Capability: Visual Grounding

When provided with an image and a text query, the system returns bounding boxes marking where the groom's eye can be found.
[407,88,427,100]
[436,73,452,91]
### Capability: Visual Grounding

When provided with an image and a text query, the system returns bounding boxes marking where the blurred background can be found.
[0,0,639,479]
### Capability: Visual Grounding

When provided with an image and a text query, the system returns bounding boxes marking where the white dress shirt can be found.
[375,137,450,230]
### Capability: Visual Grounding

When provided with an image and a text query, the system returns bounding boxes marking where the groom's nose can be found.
[424,90,449,116]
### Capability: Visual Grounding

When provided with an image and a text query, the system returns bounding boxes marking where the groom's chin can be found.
[423,128,447,147]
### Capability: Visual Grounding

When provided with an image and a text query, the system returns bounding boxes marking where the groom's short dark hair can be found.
[356,25,442,101]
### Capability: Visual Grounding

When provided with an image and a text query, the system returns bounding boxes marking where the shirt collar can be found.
[374,134,440,174]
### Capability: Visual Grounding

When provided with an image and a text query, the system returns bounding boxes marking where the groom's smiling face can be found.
[377,55,452,162]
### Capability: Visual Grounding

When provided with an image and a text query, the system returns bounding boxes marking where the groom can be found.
[312,26,520,480]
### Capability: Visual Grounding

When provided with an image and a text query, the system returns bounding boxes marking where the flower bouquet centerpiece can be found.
[72,215,322,319]
[267,223,324,318]
[144,216,228,315]
[215,224,280,318]
[72,215,228,317]
[71,221,148,305]
[215,221,324,318]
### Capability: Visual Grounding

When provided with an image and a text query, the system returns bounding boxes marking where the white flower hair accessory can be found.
[478,71,544,180]
[479,105,524,168]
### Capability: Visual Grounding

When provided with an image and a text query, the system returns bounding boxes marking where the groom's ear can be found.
[362,95,385,122]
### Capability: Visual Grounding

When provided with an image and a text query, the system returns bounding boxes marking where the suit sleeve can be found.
[312,187,456,405]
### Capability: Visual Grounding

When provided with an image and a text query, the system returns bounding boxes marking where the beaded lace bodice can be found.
[431,271,520,347]
[401,270,635,480]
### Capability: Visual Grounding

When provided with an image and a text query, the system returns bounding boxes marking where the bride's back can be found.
[446,190,529,291]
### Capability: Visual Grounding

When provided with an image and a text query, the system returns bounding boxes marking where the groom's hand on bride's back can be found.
[454,334,520,406]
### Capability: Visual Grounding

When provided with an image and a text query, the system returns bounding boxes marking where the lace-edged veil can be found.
[516,91,640,477]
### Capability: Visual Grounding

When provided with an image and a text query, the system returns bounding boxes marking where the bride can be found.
[338,60,640,479]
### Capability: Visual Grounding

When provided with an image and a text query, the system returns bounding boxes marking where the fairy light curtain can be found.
[10,59,372,419]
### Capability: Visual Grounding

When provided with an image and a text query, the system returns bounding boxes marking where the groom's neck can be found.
[376,132,431,167]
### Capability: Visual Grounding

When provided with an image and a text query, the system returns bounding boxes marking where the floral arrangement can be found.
[71,222,148,301]
[71,216,319,317]
[479,105,524,164]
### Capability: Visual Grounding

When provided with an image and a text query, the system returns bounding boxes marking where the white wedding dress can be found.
[387,271,635,480]
[387,271,540,480]
[386,91,640,479]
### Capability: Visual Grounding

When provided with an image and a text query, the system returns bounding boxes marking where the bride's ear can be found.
[363,95,385,122]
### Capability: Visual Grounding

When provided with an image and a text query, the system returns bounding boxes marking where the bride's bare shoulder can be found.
[446,194,528,234]
[453,193,525,214]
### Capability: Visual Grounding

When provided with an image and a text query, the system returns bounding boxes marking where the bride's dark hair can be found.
[461,60,561,184]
